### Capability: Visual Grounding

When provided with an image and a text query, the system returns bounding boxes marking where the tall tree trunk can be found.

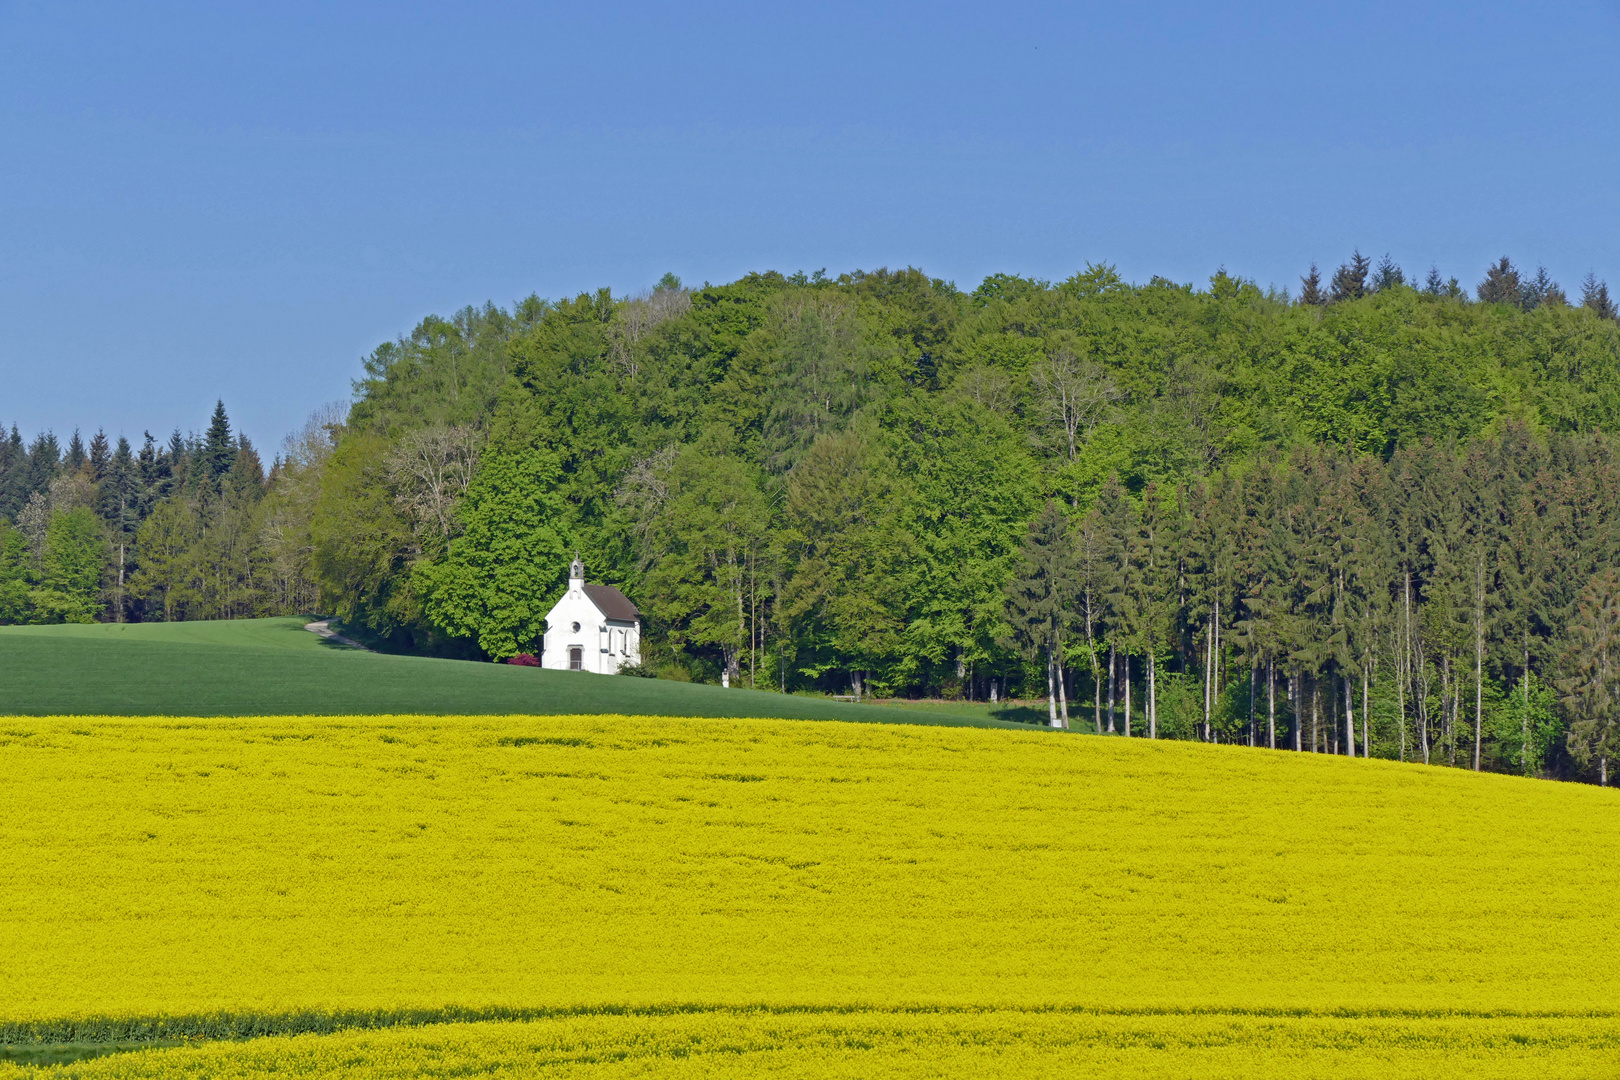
[1148,647,1157,739]
[1344,672,1355,757]
[1248,662,1256,747]
[1522,639,1531,775]
[1204,619,1214,741]
[1094,654,1102,734]
[1292,670,1302,752]
[1268,658,1276,750]
[1046,649,1058,727]
[1362,667,1370,759]
[1123,655,1133,738]
[1474,622,1484,772]
[1312,677,1321,753]
[1107,645,1117,734]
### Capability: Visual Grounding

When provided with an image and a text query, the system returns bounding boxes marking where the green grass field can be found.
[0,618,1025,727]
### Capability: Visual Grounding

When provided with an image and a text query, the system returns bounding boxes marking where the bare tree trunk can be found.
[1312,678,1320,753]
[1268,658,1276,750]
[1046,650,1059,727]
[1123,654,1133,738]
[1522,639,1531,775]
[1094,654,1102,734]
[1474,621,1484,772]
[1344,672,1355,757]
[1362,666,1370,759]
[1148,647,1157,739]
[1248,662,1256,747]
[1204,620,1214,741]
[1292,670,1302,752]
[1107,645,1117,734]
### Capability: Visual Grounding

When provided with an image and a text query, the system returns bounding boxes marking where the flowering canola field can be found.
[1,714,1617,1077]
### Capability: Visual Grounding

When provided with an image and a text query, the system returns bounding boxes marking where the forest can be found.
[5,253,1620,782]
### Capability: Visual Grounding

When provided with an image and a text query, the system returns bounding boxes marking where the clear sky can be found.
[4,1,1619,452]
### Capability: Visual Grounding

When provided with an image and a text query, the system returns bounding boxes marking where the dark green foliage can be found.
[1477,256,1523,307]
[1328,250,1372,303]
[1581,273,1617,320]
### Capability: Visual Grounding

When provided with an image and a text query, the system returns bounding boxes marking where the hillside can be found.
[0,618,1019,726]
[1,715,1616,1076]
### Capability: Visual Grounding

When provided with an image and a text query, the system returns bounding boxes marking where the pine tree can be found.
[1297,264,1325,307]
[1580,273,1617,320]
[1477,257,1522,307]
[1328,250,1372,303]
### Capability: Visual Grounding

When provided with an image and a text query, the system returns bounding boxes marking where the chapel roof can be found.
[583,583,639,623]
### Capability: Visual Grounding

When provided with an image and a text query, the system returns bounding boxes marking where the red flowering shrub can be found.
[506,653,540,667]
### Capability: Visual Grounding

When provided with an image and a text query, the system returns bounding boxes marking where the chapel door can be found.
[569,646,583,671]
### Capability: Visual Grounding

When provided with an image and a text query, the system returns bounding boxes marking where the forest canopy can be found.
[6,254,1620,782]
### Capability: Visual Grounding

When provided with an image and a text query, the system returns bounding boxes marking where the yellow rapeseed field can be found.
[1,714,1617,1076]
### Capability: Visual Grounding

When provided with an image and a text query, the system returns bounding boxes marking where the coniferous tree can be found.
[1580,273,1617,320]
[0,426,25,521]
[202,401,235,483]
[88,429,111,480]
[1560,568,1620,786]
[1328,250,1372,303]
[24,432,60,498]
[64,430,87,475]
[1004,500,1077,727]
[1297,264,1326,307]
[1521,266,1566,310]
[1370,254,1405,292]
[1477,257,1523,307]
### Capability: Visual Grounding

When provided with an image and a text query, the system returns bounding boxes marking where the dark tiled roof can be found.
[583,583,639,623]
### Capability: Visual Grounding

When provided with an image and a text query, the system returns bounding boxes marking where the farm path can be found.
[302,621,372,651]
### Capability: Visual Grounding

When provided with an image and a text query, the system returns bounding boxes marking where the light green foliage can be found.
[33,507,105,622]
[636,431,770,681]
[416,441,569,659]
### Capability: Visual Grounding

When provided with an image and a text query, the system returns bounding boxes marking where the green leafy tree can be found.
[32,507,105,622]
[416,441,570,659]
[638,432,771,686]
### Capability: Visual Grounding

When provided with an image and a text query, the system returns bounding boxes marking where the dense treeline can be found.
[0,402,319,624]
[7,255,1620,781]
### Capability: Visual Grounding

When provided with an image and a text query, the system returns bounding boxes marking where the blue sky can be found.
[4,1,1619,449]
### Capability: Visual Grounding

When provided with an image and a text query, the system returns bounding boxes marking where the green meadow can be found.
[0,617,1024,726]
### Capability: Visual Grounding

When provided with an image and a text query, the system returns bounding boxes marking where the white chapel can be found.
[541,556,642,674]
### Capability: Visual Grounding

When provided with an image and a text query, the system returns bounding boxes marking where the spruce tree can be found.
[1328,250,1371,303]
[0,426,24,521]
[88,429,111,480]
[64,429,86,475]
[1560,568,1620,785]
[1580,273,1617,319]
[1371,253,1405,292]
[1297,264,1325,306]
[1521,266,1565,310]
[1003,500,1077,728]
[202,401,235,482]
[24,432,60,498]
[1477,257,1523,307]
